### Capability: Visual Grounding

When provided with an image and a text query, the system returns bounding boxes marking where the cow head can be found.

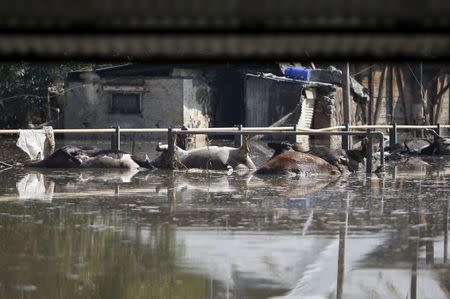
[148,143,176,169]
[233,136,256,170]
[267,141,293,159]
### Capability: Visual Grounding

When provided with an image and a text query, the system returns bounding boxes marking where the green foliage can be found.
[0,62,92,128]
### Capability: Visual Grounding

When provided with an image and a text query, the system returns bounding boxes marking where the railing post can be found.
[389,122,397,145]
[341,123,350,151]
[234,124,243,148]
[290,124,298,144]
[111,126,120,150]
[435,123,442,136]
[167,128,176,169]
[366,129,373,174]
[378,132,385,171]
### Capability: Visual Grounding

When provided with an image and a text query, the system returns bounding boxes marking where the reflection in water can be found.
[17,173,54,201]
[0,156,449,298]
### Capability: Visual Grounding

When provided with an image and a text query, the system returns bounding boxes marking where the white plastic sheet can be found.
[16,126,54,160]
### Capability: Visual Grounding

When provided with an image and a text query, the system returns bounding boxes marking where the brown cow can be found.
[256,142,339,175]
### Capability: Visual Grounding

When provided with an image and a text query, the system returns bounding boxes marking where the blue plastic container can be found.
[284,67,311,81]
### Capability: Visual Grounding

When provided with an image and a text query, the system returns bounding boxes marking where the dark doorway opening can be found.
[211,70,245,128]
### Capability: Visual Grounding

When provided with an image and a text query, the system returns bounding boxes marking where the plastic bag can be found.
[16,126,55,160]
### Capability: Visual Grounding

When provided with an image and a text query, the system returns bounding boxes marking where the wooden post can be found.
[374,67,386,124]
[394,67,410,123]
[234,124,243,148]
[111,126,120,150]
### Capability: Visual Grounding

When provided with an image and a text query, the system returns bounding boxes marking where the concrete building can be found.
[64,64,218,145]
[64,64,369,149]
[63,63,283,145]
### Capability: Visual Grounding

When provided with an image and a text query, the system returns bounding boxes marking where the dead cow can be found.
[149,142,256,171]
[25,146,153,169]
[256,142,339,175]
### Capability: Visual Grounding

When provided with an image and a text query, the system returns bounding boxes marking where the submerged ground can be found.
[0,139,449,299]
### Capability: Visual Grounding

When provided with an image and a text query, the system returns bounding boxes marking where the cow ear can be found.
[238,143,250,156]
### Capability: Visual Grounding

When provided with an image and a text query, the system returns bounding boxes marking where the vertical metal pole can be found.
[336,226,346,299]
[341,123,350,150]
[234,124,243,148]
[168,173,176,215]
[379,132,385,170]
[368,69,373,125]
[380,176,385,215]
[410,261,417,299]
[410,210,419,299]
[167,128,175,169]
[389,122,397,145]
[425,213,434,265]
[366,129,373,174]
[444,199,449,264]
[111,126,120,150]
[435,123,442,136]
[46,91,51,122]
[336,192,349,299]
[131,132,136,155]
[293,124,298,144]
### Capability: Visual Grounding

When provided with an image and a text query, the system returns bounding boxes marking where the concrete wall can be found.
[311,86,343,148]
[182,78,212,147]
[64,75,212,144]
[64,77,184,130]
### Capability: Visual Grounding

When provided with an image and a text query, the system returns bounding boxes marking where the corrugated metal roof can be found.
[246,72,334,88]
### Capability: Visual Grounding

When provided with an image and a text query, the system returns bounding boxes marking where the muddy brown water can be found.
[0,139,450,299]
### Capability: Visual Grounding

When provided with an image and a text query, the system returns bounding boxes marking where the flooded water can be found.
[0,140,450,299]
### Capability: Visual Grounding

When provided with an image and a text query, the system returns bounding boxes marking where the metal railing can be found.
[1,124,448,135]
[1,123,448,173]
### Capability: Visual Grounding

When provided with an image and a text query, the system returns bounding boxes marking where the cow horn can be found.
[424,128,440,138]
[156,143,169,152]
